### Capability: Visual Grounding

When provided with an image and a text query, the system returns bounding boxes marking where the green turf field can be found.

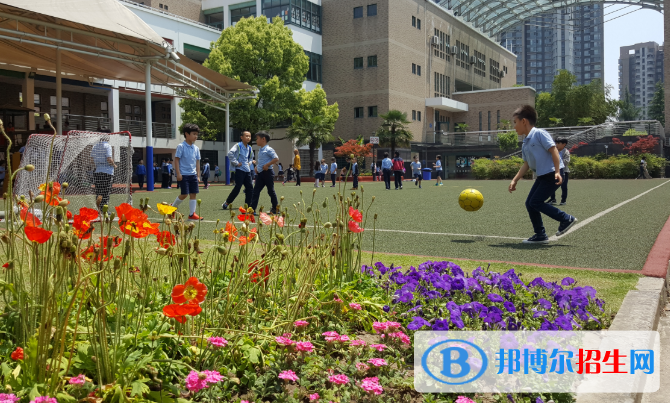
[134,178,670,271]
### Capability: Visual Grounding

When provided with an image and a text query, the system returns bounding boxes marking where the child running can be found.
[249,132,280,215]
[172,123,203,221]
[433,155,444,186]
[411,155,422,188]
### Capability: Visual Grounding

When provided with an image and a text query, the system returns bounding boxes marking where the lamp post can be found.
[604,144,608,157]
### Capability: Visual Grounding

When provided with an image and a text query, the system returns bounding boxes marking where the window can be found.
[473,50,486,77]
[412,16,416,27]
[231,5,257,26]
[434,72,450,98]
[417,65,421,76]
[489,59,500,83]
[368,106,378,117]
[456,41,470,70]
[354,57,364,69]
[206,12,224,29]
[367,4,377,16]
[164,4,168,11]
[125,105,131,114]
[133,106,141,115]
[263,0,321,33]
[159,3,163,9]
[479,112,482,131]
[433,29,450,61]
[368,55,377,67]
[497,110,500,126]
[417,111,421,121]
[354,6,363,18]
[412,110,416,121]
[50,96,57,105]
[487,111,491,131]
[101,101,108,111]
[305,51,322,83]
[354,107,364,118]
[417,19,421,29]
[34,94,41,105]
[412,63,416,74]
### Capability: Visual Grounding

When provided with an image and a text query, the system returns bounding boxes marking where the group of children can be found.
[312,157,360,189]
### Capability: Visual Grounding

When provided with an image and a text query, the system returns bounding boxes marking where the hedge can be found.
[472,154,666,179]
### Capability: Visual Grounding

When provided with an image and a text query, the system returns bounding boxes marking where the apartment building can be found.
[619,41,665,119]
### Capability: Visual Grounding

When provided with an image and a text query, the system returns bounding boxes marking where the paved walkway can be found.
[641,301,670,403]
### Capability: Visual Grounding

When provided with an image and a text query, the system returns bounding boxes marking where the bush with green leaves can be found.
[472,157,533,180]
[569,154,666,179]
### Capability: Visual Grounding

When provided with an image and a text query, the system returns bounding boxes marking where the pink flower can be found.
[309,393,320,401]
[350,339,366,347]
[355,362,370,372]
[282,333,292,338]
[349,303,362,310]
[367,358,387,367]
[384,321,401,332]
[386,331,411,345]
[296,341,314,353]
[455,397,476,403]
[69,374,86,386]
[185,370,222,392]
[276,336,295,346]
[294,320,309,328]
[360,377,383,395]
[30,397,57,403]
[203,370,223,384]
[322,331,339,337]
[0,394,19,403]
[337,335,350,343]
[278,370,299,382]
[259,212,273,226]
[240,401,250,403]
[325,336,339,342]
[328,374,350,385]
[334,297,343,303]
[372,322,387,333]
[208,336,228,348]
[370,344,387,352]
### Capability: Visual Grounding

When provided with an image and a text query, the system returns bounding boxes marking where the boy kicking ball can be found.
[508,105,576,244]
[172,123,204,221]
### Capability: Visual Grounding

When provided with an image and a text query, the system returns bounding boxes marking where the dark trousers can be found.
[94,172,113,209]
[352,174,358,188]
[203,177,208,188]
[331,173,336,186]
[250,170,279,212]
[383,169,391,189]
[637,166,647,179]
[226,169,253,207]
[295,169,301,186]
[161,172,169,188]
[394,171,403,189]
[551,172,569,202]
[372,171,377,181]
[526,171,571,236]
[137,174,145,190]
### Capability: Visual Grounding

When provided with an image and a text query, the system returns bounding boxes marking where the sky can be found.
[603,5,664,99]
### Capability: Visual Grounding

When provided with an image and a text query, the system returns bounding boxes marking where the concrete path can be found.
[640,302,670,403]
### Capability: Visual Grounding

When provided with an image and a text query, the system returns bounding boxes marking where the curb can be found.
[576,262,669,403]
[642,213,670,278]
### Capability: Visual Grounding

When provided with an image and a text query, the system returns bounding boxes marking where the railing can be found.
[118,0,221,32]
[424,126,593,148]
[119,119,175,139]
[62,114,110,132]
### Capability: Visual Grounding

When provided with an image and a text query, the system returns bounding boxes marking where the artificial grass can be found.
[134,178,670,271]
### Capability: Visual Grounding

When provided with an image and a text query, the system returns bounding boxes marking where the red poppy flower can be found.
[156,231,176,248]
[239,228,257,246]
[224,222,238,242]
[20,207,42,227]
[171,277,208,305]
[25,226,53,243]
[39,182,61,196]
[2,262,8,268]
[10,347,24,360]
[73,215,94,240]
[163,303,202,323]
[237,207,256,223]
[248,260,270,284]
[348,206,363,223]
[78,207,99,222]
[348,220,364,233]
[66,210,73,220]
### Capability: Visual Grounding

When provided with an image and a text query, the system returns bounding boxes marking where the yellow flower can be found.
[157,203,177,216]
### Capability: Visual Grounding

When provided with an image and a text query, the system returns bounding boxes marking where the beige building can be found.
[321,0,530,145]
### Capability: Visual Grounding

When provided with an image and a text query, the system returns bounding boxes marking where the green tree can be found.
[180,16,309,139]
[648,81,665,126]
[285,85,339,173]
[496,119,518,153]
[618,87,640,122]
[455,123,469,132]
[578,117,594,126]
[375,110,412,156]
[549,117,563,127]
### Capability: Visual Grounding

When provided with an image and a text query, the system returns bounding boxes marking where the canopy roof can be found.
[0,0,254,100]
[436,0,663,37]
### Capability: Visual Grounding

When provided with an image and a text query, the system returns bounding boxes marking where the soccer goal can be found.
[14,131,134,213]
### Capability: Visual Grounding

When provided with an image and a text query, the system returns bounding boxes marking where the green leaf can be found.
[244,346,261,364]
[11,363,20,379]
[130,380,150,397]
[56,393,77,403]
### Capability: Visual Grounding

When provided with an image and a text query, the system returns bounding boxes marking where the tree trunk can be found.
[390,128,396,157]
[309,143,315,178]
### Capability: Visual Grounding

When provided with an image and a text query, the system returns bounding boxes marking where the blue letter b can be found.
[440,347,471,378]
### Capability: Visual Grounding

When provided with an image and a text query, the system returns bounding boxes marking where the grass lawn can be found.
[136,178,670,271]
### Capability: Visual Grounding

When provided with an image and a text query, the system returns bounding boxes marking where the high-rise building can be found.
[499,4,604,92]
[618,42,664,119]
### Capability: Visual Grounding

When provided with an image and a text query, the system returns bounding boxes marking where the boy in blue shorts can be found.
[508,105,576,244]
[411,155,422,188]
[171,123,203,220]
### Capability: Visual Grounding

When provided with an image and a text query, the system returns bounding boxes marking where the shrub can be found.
[623,128,647,136]
[472,157,533,180]
[570,154,666,179]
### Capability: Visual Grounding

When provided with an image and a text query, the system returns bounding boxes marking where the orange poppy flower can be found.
[20,207,42,227]
[39,182,61,196]
[163,303,202,323]
[171,277,208,305]
[237,207,256,223]
[156,231,176,248]
[224,222,238,242]
[115,203,135,222]
[10,347,23,360]
[248,260,270,284]
[239,228,257,246]
[348,220,364,233]
[73,215,94,240]
[25,226,53,243]
[78,207,99,222]
[348,206,363,223]
[66,210,73,220]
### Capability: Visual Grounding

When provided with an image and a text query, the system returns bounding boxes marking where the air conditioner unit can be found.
[431,36,440,46]
[450,46,458,55]
[500,70,506,78]
[469,56,476,64]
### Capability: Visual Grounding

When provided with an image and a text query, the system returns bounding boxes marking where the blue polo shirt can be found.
[92,141,114,175]
[381,158,392,170]
[256,145,278,173]
[330,162,337,173]
[521,127,564,176]
[320,163,328,174]
[175,141,201,176]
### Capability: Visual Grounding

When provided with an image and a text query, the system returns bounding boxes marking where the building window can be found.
[368,55,377,67]
[456,40,470,70]
[101,101,108,111]
[367,4,377,16]
[473,50,486,77]
[34,94,41,105]
[159,3,163,9]
[206,12,224,29]
[497,110,500,126]
[368,106,378,117]
[479,111,482,131]
[125,105,131,114]
[412,16,416,27]
[412,63,416,74]
[305,51,322,83]
[417,19,421,29]
[417,65,421,76]
[417,111,421,121]
[487,111,491,131]
[231,5,257,26]
[134,106,141,115]
[489,59,501,83]
[354,57,363,69]
[434,72,450,98]
[262,0,321,33]
[433,29,450,61]
[354,107,364,118]
[354,6,363,18]
[412,110,416,121]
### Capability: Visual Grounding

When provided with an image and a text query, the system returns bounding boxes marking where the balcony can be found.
[57,114,174,139]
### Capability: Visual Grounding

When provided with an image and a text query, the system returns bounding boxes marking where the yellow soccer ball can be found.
[458,188,484,212]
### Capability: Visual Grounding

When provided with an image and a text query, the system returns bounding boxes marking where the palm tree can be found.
[375,110,413,156]
[286,111,334,176]
[618,87,641,121]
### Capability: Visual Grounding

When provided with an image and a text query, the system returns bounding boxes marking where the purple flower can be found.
[432,319,450,330]
[484,306,503,324]
[533,311,548,318]
[466,277,483,292]
[487,293,504,303]
[451,277,465,290]
[451,312,465,329]
[472,266,485,277]
[540,319,557,331]
[537,298,552,310]
[449,264,464,277]
[395,288,414,303]
[503,301,516,312]
[561,277,576,286]
[407,316,431,330]
[507,394,515,403]
[500,278,515,294]
[555,314,573,330]
[536,398,545,403]
[383,305,390,312]
[529,277,546,288]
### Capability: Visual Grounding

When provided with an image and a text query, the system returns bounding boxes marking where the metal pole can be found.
[225,101,231,185]
[145,62,154,191]
[56,36,62,136]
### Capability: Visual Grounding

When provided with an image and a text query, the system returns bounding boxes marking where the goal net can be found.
[15,131,134,214]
